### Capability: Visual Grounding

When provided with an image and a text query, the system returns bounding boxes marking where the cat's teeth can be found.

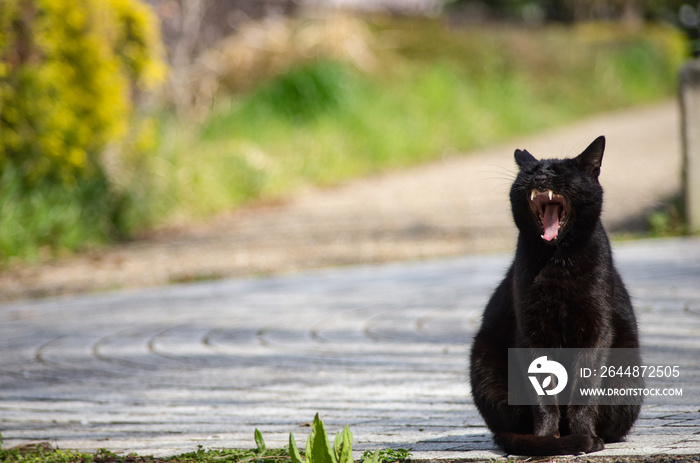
[531,189,559,201]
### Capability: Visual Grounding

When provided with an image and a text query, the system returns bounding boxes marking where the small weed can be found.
[174,444,290,463]
[289,413,411,463]
[359,448,412,463]
[648,196,686,237]
[168,272,227,285]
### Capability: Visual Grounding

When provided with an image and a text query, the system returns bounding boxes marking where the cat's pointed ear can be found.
[576,136,605,178]
[514,149,537,167]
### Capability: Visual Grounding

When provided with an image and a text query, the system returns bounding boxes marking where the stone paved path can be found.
[1,237,699,459]
[1,100,699,460]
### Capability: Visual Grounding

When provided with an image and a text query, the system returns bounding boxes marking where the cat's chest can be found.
[515,264,609,347]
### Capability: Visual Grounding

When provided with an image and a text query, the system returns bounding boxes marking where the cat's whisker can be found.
[479,165,518,183]
[482,175,517,183]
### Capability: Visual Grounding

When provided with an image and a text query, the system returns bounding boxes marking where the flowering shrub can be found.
[0,0,164,185]
[0,0,165,260]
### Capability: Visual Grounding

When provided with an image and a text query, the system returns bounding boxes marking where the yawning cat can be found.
[469,136,641,456]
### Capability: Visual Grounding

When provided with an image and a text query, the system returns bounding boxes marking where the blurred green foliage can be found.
[448,0,700,54]
[0,0,165,261]
[648,196,686,237]
[247,62,351,121]
[0,10,689,263]
[142,18,687,223]
[447,0,686,22]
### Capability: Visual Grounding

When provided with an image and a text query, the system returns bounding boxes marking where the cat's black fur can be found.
[469,136,641,456]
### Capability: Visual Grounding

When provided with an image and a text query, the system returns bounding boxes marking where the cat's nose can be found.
[534,173,548,186]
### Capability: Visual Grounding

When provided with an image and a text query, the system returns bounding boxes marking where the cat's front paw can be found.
[570,434,605,454]
[588,435,605,453]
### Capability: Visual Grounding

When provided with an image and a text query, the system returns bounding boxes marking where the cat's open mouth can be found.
[529,189,569,242]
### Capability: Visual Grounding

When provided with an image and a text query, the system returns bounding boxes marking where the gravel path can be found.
[0,100,681,300]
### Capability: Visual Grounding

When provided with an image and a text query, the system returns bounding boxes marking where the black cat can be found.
[469,136,641,456]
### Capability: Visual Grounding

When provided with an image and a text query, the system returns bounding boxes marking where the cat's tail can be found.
[494,432,604,456]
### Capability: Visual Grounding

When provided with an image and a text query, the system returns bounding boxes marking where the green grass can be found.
[0,415,412,463]
[0,168,132,262]
[134,19,686,226]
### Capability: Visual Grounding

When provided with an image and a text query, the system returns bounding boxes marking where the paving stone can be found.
[0,237,699,459]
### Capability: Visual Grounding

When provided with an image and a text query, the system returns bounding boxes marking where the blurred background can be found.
[0,0,693,265]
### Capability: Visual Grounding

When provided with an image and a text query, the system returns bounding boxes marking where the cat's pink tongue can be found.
[542,204,561,241]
